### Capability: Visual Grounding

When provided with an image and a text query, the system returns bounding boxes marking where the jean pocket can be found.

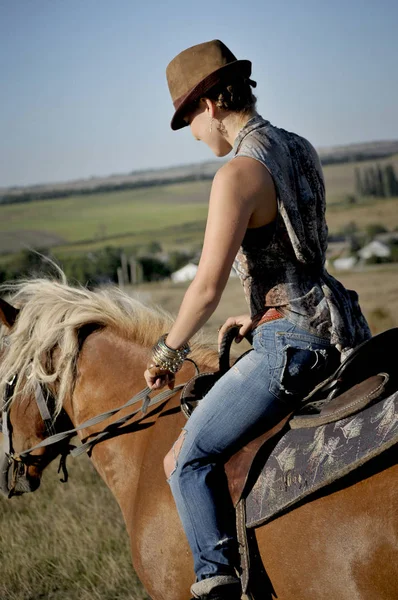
[269,331,338,399]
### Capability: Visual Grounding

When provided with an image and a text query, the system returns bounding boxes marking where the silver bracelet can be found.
[151,334,190,373]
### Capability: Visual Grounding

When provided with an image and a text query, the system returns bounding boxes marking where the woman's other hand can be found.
[218,314,253,350]
[144,365,176,391]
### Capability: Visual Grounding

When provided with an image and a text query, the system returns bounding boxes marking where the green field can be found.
[1,155,398,260]
[0,181,212,255]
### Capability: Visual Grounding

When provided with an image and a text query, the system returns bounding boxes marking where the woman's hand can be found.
[144,364,176,391]
[217,314,253,350]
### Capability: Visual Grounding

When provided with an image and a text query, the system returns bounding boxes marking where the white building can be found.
[358,241,391,261]
[171,263,198,283]
[333,256,357,271]
[171,263,238,283]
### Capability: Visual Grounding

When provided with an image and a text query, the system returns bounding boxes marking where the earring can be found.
[217,119,227,136]
[209,117,213,133]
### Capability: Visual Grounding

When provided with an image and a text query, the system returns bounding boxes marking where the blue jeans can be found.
[168,318,338,581]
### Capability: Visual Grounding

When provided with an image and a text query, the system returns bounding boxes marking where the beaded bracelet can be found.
[150,334,190,373]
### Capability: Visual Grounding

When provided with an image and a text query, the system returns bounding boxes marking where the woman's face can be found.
[184,99,232,157]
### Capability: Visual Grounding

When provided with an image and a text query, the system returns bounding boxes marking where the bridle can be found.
[1,331,196,495]
[0,322,238,497]
[1,364,73,496]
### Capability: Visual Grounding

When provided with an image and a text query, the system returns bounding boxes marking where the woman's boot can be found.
[190,575,242,599]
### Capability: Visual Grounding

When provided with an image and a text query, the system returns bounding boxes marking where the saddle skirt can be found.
[182,327,398,527]
[244,389,398,528]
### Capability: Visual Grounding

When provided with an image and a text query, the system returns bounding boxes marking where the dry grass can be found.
[326,197,398,233]
[334,264,398,334]
[132,265,398,341]
[0,456,150,600]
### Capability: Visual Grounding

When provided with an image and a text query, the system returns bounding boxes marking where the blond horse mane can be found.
[0,271,218,416]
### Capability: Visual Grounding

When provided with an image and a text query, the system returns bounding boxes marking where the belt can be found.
[255,308,284,327]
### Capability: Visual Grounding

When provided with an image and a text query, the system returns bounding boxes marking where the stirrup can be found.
[190,575,242,599]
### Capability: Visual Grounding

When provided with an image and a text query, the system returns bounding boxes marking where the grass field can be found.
[0,182,212,255]
[1,156,398,258]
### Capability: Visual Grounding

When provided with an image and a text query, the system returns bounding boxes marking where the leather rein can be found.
[0,326,237,493]
[1,339,198,490]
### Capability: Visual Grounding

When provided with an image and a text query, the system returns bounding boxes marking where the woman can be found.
[144,40,370,600]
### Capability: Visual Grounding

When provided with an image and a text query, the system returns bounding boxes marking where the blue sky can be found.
[1,0,397,186]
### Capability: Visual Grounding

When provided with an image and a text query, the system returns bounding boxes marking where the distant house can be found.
[171,263,238,283]
[333,256,357,271]
[171,263,198,283]
[358,240,391,261]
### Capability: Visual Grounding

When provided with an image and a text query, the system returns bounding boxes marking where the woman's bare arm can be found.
[145,157,276,388]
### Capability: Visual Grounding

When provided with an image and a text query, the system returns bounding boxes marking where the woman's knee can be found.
[164,429,187,479]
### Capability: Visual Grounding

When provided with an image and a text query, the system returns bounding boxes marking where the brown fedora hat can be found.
[166,39,252,131]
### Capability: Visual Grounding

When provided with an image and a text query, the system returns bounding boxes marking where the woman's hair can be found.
[186,75,257,118]
[205,76,257,113]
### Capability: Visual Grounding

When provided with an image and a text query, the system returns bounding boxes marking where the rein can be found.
[24,383,185,459]
[1,357,199,491]
[0,324,236,492]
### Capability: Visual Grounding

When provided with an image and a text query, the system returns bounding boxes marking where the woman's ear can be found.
[203,98,216,118]
[0,298,19,329]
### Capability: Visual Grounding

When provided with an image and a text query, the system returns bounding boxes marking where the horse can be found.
[0,276,397,600]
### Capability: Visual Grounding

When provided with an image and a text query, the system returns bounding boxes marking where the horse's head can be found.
[0,297,72,498]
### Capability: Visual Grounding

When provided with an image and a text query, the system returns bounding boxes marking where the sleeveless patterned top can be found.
[232,115,371,356]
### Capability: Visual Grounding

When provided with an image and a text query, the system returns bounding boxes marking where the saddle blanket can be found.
[245,390,398,528]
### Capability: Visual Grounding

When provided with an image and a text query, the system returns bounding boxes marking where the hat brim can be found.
[170,59,252,131]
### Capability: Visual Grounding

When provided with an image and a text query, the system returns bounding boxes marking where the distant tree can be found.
[348,234,362,253]
[375,164,385,197]
[369,166,379,196]
[357,163,398,197]
[354,168,363,196]
[340,221,358,236]
[139,256,171,281]
[363,168,373,196]
[146,240,163,254]
[344,194,357,205]
[168,250,195,272]
[364,223,388,242]
[384,164,398,196]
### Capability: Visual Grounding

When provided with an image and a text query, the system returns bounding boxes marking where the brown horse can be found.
[0,278,397,600]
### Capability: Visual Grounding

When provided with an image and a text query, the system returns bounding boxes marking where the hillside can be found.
[0,154,397,258]
[1,139,398,203]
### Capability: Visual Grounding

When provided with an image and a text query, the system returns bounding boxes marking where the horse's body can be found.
[0,281,397,600]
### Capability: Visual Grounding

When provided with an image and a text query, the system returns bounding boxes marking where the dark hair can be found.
[205,75,257,113]
[184,75,257,118]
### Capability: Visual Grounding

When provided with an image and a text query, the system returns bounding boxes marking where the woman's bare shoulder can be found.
[215,155,274,191]
[212,157,276,227]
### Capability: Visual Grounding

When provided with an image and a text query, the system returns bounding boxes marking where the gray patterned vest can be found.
[232,115,370,356]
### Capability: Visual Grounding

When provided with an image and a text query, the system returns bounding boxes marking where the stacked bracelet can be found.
[151,334,190,373]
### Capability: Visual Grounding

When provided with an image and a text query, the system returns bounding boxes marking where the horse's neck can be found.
[68,327,195,522]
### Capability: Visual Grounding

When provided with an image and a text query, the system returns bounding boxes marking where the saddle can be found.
[181,326,398,599]
[181,326,398,505]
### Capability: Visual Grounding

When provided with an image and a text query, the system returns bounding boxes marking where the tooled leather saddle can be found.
[181,326,398,507]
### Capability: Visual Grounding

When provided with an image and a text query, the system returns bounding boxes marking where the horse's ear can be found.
[0,298,20,328]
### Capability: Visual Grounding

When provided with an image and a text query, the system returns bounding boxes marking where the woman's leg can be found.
[168,319,336,590]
